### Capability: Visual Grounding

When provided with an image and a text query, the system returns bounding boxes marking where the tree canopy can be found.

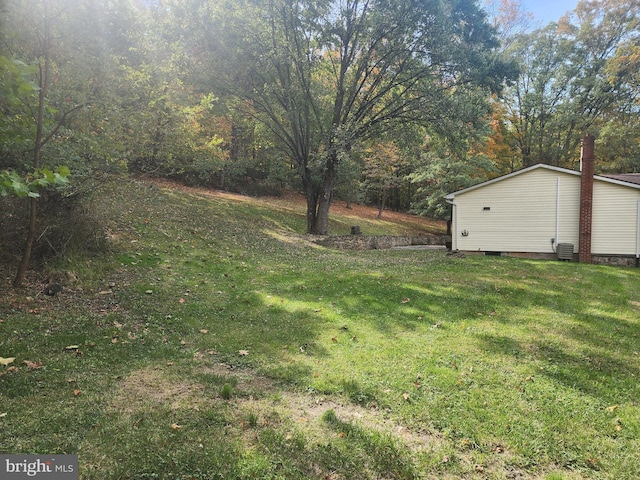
[497,0,640,170]
[200,0,514,232]
[0,0,638,249]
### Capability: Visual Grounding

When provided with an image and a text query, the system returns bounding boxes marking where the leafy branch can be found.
[0,166,70,198]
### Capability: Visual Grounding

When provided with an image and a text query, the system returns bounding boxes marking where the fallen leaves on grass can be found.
[586,458,601,470]
[23,360,43,369]
[0,366,17,376]
[0,357,16,366]
[238,350,249,356]
[614,418,623,431]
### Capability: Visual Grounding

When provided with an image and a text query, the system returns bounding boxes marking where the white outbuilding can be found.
[444,136,640,266]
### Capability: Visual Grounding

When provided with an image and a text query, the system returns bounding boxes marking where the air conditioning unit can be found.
[557,243,574,261]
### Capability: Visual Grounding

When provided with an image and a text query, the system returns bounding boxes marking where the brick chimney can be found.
[579,134,595,263]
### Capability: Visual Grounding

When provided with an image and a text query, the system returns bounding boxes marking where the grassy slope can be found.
[1,179,639,480]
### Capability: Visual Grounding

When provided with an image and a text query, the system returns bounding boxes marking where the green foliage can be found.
[3,0,640,229]
[497,0,640,170]
[0,167,70,198]
[0,56,39,166]
[207,0,514,232]
[597,115,640,173]
[410,141,498,219]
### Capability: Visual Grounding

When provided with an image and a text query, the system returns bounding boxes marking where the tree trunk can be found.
[301,166,319,234]
[376,188,387,219]
[13,198,38,287]
[345,181,353,209]
[305,190,319,234]
[314,191,332,234]
[300,154,339,235]
[311,156,338,235]
[13,7,50,288]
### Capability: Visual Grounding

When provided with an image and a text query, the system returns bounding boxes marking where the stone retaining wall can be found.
[310,234,450,251]
[592,255,640,267]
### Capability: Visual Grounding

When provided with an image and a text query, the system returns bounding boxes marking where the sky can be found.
[520,0,580,27]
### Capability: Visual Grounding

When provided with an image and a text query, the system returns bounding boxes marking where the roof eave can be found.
[444,163,578,199]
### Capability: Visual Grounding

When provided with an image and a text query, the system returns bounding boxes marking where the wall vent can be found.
[557,243,574,261]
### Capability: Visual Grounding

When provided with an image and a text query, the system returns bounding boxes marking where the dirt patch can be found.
[193,362,445,454]
[109,367,204,414]
[197,361,278,395]
[117,361,443,453]
[107,362,576,479]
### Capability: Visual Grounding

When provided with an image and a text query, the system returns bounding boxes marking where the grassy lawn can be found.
[1,178,639,479]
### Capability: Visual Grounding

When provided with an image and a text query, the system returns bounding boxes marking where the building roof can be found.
[445,163,640,200]
[601,174,640,186]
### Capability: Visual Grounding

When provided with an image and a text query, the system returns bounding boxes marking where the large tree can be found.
[500,0,640,169]
[207,0,513,234]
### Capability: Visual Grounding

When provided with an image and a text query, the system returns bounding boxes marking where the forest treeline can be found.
[1,0,639,282]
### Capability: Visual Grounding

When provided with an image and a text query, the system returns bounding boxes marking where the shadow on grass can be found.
[255,253,640,407]
[320,409,417,480]
[476,317,640,404]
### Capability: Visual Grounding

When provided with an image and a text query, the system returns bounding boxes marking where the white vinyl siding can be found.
[452,168,580,253]
[592,182,640,255]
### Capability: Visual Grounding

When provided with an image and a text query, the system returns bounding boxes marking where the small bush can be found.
[0,180,111,268]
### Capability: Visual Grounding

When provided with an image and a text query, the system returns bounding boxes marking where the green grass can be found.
[1,178,639,479]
